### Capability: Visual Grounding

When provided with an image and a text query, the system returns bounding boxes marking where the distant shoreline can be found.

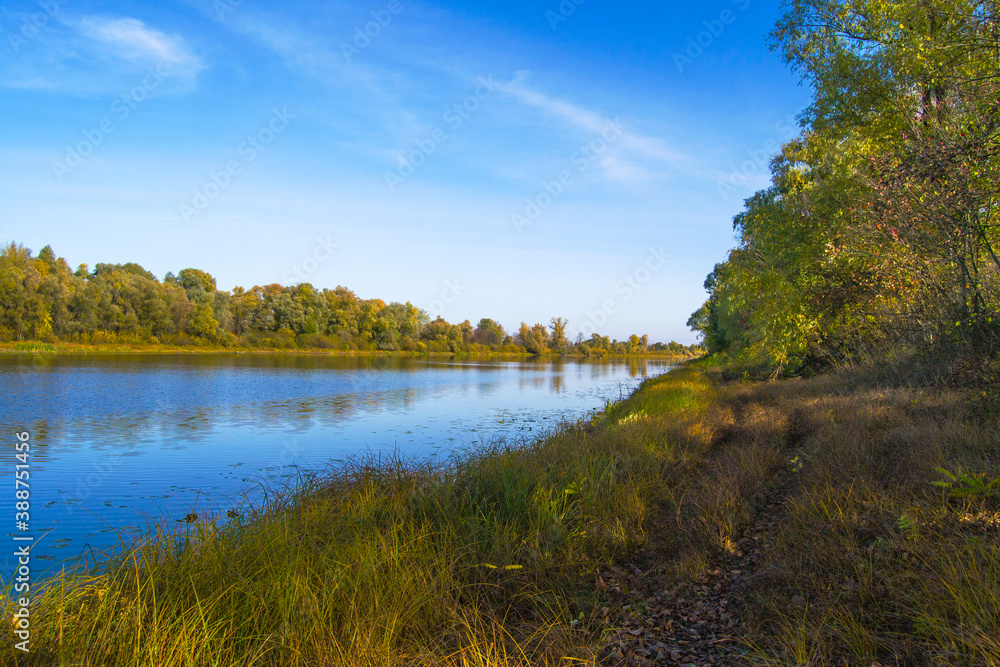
[0,341,693,360]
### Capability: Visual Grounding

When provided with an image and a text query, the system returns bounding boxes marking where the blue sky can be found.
[0,0,810,343]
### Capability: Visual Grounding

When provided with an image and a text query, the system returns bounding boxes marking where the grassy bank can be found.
[0,340,691,361]
[690,367,1000,665]
[6,363,998,665]
[627,362,1000,665]
[0,340,521,357]
[3,368,716,666]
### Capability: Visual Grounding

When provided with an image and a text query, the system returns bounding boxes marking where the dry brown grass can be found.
[672,364,1000,665]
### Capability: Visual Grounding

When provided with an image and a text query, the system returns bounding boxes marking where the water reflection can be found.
[0,355,670,576]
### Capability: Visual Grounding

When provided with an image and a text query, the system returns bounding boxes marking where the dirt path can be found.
[595,388,806,666]
[594,505,783,666]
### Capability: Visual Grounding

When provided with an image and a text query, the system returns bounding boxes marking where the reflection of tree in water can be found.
[475,381,502,399]
[519,376,547,391]
[3,356,672,578]
[589,363,612,380]
[20,385,447,453]
[0,421,55,464]
[2,357,672,462]
[0,354,443,443]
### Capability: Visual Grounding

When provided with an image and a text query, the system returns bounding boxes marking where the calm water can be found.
[0,354,669,577]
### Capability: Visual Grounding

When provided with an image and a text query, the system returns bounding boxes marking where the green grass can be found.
[10,342,57,353]
[0,339,698,361]
[3,368,714,666]
[12,362,993,665]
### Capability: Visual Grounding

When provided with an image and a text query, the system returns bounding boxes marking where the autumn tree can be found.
[549,317,569,352]
[693,0,1000,370]
[473,318,506,346]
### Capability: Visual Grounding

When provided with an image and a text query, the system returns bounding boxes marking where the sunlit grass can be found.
[3,367,713,666]
[10,362,996,665]
[676,365,1000,665]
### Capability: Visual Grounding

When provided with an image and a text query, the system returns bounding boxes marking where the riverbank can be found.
[0,340,694,361]
[596,363,999,665]
[5,362,997,665]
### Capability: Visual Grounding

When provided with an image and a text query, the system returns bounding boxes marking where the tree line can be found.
[689,0,1000,376]
[0,242,699,357]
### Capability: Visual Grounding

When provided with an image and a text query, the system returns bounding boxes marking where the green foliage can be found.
[691,0,1000,374]
[12,341,56,352]
[0,242,700,357]
[896,513,918,539]
[515,322,550,355]
[933,466,1000,498]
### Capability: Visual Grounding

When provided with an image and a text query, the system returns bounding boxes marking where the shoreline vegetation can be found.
[684,1,1000,381]
[6,361,998,665]
[0,243,700,359]
[0,340,694,361]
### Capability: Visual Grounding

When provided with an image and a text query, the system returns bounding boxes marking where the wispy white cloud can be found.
[499,75,693,182]
[0,14,202,94]
[76,17,201,72]
[202,4,697,186]
[215,9,430,144]
[225,12,393,100]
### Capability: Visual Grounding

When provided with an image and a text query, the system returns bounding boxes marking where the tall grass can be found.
[3,368,715,666]
[14,362,990,665]
[673,364,1000,665]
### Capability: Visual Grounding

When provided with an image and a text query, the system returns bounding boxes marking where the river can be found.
[0,354,670,577]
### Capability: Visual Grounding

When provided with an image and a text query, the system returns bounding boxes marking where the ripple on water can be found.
[0,356,670,576]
